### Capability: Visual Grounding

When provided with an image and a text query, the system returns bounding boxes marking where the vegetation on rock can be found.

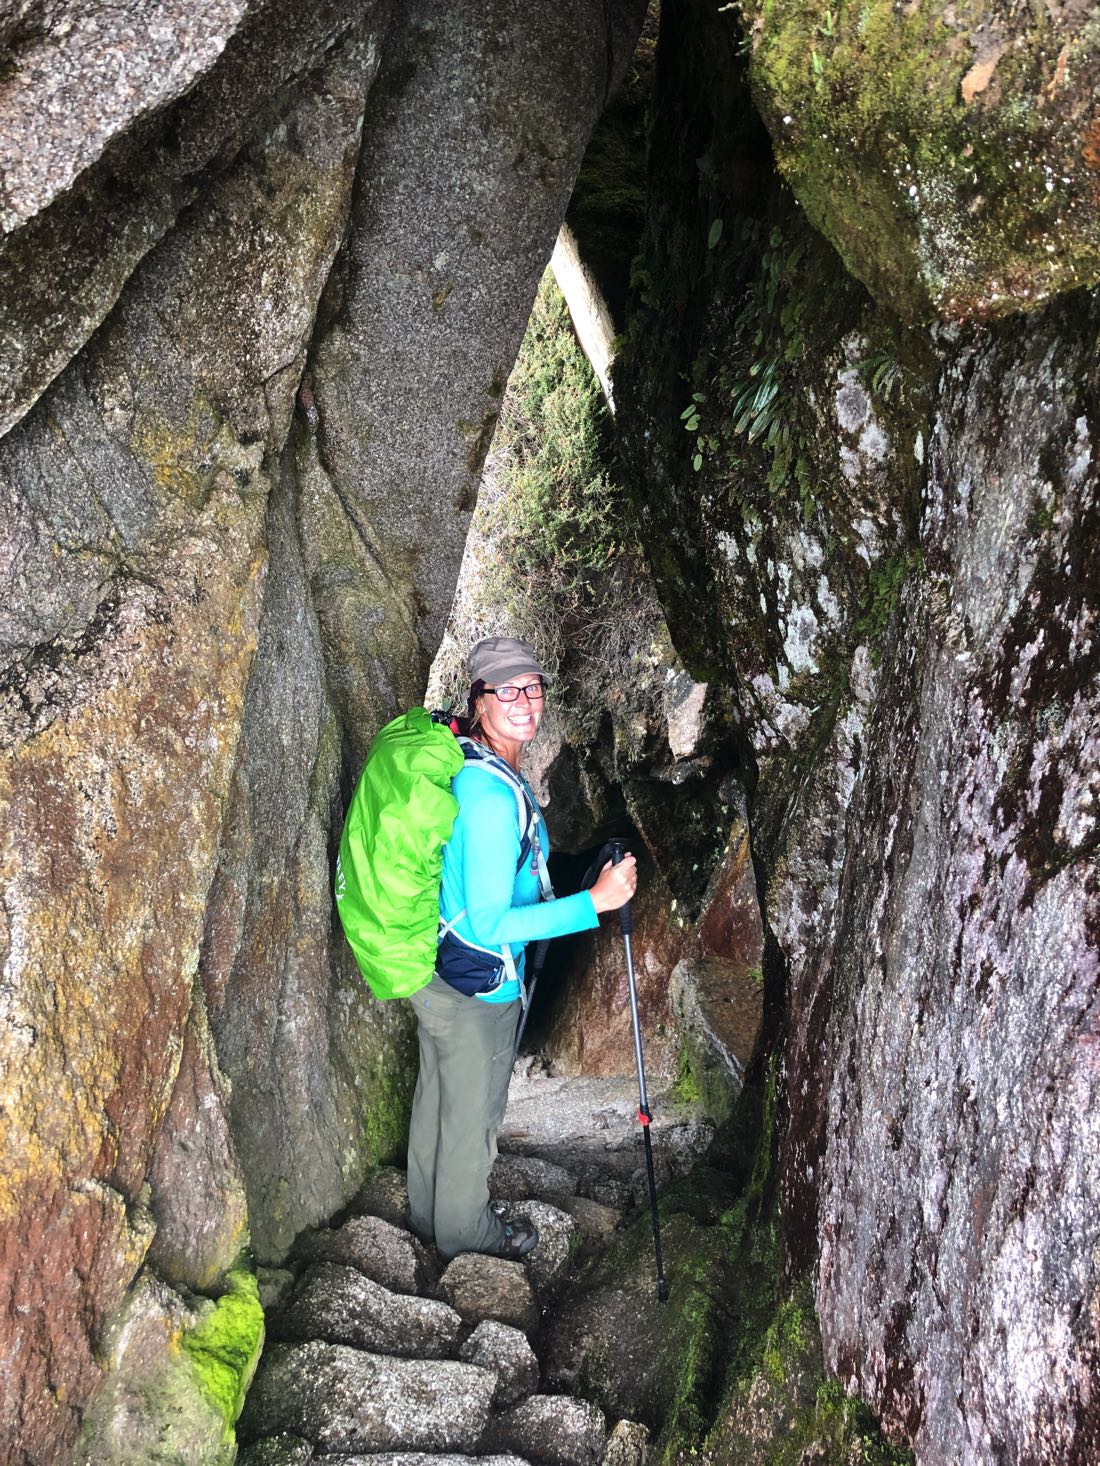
[743,0,1100,321]
[181,1263,266,1436]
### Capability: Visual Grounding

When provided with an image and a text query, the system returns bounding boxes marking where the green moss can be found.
[749,0,1100,319]
[360,1042,417,1169]
[180,1264,265,1434]
[657,1249,728,1463]
[452,268,641,701]
[669,1043,703,1106]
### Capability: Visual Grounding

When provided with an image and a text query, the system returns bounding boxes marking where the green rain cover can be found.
[335,707,464,1000]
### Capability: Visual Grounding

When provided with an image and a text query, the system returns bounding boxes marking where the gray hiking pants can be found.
[406,975,521,1258]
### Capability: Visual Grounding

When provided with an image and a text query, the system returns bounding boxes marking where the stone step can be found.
[437,1253,540,1335]
[498,1071,713,1196]
[491,1153,579,1201]
[506,1200,578,1293]
[293,1214,439,1297]
[238,1342,496,1456]
[269,1262,462,1358]
[485,1394,607,1466]
[458,1320,540,1408]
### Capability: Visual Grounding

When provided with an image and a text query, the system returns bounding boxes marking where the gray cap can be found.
[467,635,549,686]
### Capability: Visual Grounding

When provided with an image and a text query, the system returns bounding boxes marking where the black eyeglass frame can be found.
[482,681,546,704]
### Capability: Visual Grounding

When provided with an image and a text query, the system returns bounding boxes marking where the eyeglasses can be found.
[484,682,545,703]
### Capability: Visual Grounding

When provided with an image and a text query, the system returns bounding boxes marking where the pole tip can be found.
[658,1279,670,1303]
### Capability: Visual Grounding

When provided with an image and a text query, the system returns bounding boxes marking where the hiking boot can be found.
[497,1218,539,1258]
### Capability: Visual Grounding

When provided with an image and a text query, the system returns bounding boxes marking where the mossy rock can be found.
[744,0,1100,320]
[181,1264,266,1431]
[706,1278,915,1465]
[76,1265,265,1465]
[541,1208,731,1444]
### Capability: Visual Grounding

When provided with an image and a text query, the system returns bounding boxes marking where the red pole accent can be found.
[638,1109,650,1127]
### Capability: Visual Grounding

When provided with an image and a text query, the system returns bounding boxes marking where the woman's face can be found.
[476,674,545,748]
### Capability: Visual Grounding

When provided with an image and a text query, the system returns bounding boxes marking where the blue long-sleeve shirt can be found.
[439,762,599,1002]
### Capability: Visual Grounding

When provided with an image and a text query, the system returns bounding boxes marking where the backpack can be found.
[335,707,551,1002]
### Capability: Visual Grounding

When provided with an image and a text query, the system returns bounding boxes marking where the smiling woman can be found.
[405,635,637,1262]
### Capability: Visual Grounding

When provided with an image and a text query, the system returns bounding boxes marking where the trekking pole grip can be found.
[610,841,633,937]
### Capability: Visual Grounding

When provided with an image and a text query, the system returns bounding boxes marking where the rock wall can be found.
[615,2,1099,1460]
[814,298,1099,1463]
[0,2,645,1458]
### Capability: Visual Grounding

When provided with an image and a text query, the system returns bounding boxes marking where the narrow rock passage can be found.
[237,1064,712,1465]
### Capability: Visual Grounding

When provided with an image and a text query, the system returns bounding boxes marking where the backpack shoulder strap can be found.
[457,737,538,868]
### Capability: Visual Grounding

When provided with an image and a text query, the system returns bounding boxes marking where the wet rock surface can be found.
[811,296,1100,1462]
[669,956,762,1125]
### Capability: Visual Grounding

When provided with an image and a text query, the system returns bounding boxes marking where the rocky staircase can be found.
[237,1062,713,1466]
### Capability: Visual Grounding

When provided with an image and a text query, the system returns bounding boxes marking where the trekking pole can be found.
[605,839,669,1303]
[511,940,549,1068]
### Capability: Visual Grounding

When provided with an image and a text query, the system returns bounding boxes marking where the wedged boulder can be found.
[438,1254,540,1335]
[510,1201,579,1294]
[269,1263,462,1357]
[745,0,1100,320]
[350,1167,411,1231]
[238,1342,495,1454]
[293,1215,438,1297]
[485,1395,607,1466]
[305,0,649,705]
[459,1320,540,1409]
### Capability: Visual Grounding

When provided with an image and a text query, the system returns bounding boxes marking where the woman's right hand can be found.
[589,852,638,913]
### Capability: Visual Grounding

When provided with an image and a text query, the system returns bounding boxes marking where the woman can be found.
[406,635,637,1260]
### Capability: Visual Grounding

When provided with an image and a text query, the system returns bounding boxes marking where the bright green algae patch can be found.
[180,1263,265,1433]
